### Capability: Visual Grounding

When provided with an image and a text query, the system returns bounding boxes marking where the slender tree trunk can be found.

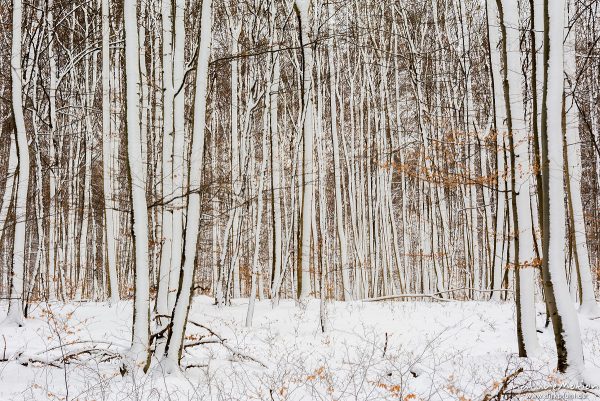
[327,1,351,301]
[164,0,212,369]
[295,0,314,300]
[229,18,242,300]
[487,0,507,301]
[5,0,29,326]
[170,0,185,308]
[124,0,151,366]
[246,103,269,327]
[0,138,17,242]
[102,0,119,304]
[496,0,540,357]
[47,0,59,301]
[156,0,175,358]
[540,0,584,375]
[563,0,600,318]
[269,1,283,300]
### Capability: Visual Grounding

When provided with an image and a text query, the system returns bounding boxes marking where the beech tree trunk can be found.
[4,0,29,327]
[124,0,151,366]
[164,0,212,369]
[540,0,584,375]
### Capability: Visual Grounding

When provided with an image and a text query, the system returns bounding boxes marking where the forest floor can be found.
[1,297,600,401]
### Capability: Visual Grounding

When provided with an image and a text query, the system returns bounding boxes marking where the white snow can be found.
[1,298,599,400]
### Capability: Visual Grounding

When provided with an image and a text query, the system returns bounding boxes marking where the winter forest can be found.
[1,0,600,399]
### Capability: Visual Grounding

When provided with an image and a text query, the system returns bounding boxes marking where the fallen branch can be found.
[183,363,208,370]
[18,346,123,368]
[219,342,268,368]
[504,386,599,399]
[187,321,221,338]
[482,368,523,401]
[362,287,514,302]
[362,294,453,302]
[184,337,222,348]
[186,320,268,368]
[434,287,514,296]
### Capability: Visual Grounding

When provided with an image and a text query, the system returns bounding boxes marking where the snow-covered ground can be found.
[1,297,599,400]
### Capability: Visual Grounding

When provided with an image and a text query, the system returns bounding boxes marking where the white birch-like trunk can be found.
[79,24,94,299]
[5,0,29,326]
[124,0,151,364]
[487,0,507,301]
[296,0,314,300]
[0,138,17,241]
[543,0,584,376]
[501,0,541,355]
[211,119,220,295]
[102,0,119,304]
[47,0,58,300]
[170,0,186,308]
[156,0,175,358]
[229,19,242,299]
[564,0,600,318]
[246,105,269,327]
[327,1,351,301]
[164,0,211,369]
[269,2,283,300]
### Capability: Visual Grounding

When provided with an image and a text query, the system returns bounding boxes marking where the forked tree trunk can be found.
[164,0,212,369]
